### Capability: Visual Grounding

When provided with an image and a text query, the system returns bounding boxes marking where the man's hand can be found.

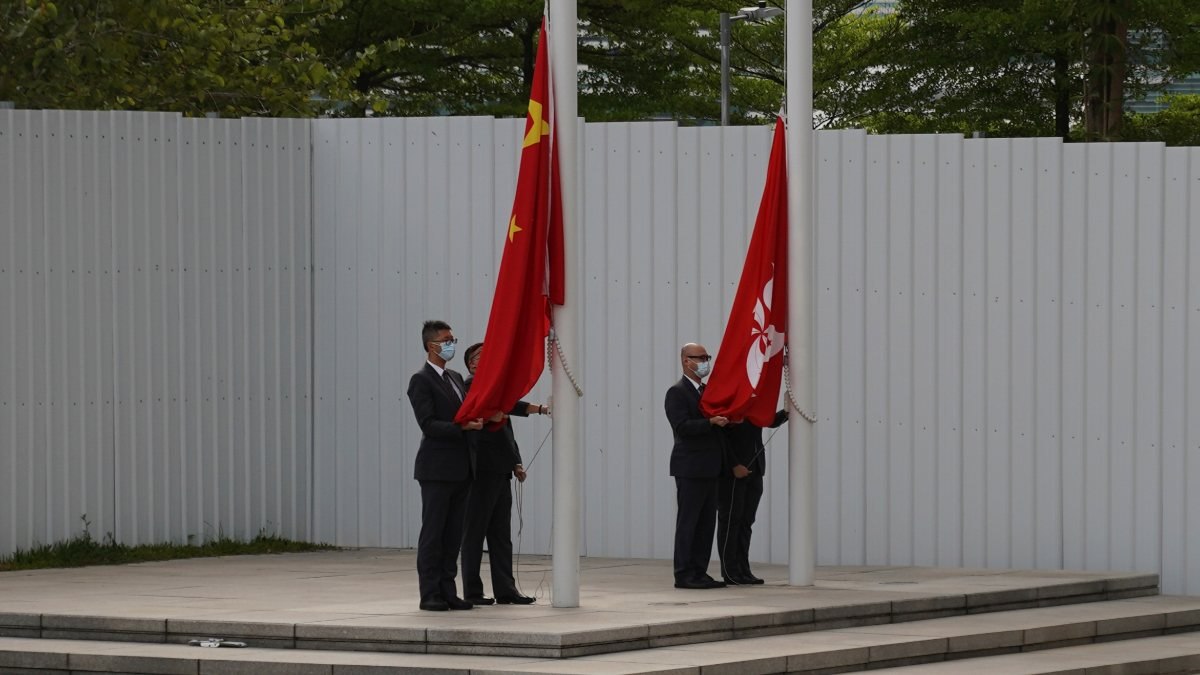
[732,464,752,479]
[709,415,729,427]
[461,418,484,431]
[514,464,528,482]
[487,411,506,424]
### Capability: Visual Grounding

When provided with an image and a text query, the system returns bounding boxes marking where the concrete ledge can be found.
[198,661,329,675]
[890,594,965,616]
[1104,574,1160,593]
[0,650,68,669]
[167,619,294,640]
[947,629,1024,653]
[0,605,1198,675]
[295,624,426,644]
[42,629,168,644]
[730,608,814,631]
[69,653,200,675]
[294,639,426,653]
[0,557,1173,662]
[0,616,39,630]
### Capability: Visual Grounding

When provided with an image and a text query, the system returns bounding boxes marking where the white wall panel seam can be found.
[8,111,1200,592]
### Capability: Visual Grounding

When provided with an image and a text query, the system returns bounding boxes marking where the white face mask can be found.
[694,360,711,378]
[431,340,456,361]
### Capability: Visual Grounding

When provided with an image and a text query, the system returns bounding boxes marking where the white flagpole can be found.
[549,0,581,608]
[786,0,816,586]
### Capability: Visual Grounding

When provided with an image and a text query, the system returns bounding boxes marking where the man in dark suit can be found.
[459,342,547,606]
[664,342,729,589]
[718,409,787,585]
[406,320,484,611]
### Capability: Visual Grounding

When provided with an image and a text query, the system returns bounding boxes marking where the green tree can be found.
[854,0,1200,140]
[311,0,895,124]
[0,0,339,116]
[1124,94,1200,146]
[310,0,543,117]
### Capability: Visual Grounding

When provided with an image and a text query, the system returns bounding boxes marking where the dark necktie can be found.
[443,371,462,401]
[698,383,706,395]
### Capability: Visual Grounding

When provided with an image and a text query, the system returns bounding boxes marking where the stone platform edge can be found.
[0,574,1159,659]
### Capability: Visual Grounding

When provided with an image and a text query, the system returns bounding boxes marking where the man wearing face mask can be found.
[664,343,730,589]
[459,342,547,606]
[407,320,485,611]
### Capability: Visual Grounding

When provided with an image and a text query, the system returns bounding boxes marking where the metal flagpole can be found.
[786,0,816,586]
[549,0,581,608]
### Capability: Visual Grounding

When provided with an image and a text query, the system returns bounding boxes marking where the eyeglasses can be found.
[684,354,711,362]
[431,338,458,346]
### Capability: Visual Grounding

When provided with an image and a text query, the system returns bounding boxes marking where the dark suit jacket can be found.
[463,377,527,476]
[407,363,474,481]
[664,376,725,478]
[723,410,787,476]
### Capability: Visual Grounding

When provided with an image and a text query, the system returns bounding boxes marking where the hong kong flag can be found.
[456,17,564,424]
[699,116,788,426]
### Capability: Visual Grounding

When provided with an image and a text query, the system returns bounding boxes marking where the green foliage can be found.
[0,0,340,116]
[1124,94,1200,146]
[0,516,334,571]
[850,0,1200,138]
[309,0,893,123]
[2,0,1197,134]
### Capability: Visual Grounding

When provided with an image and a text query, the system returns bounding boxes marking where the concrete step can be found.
[870,633,1200,674]
[1,595,1198,674]
[0,565,1162,659]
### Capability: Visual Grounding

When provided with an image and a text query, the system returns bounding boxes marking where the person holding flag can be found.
[406,320,486,612]
[700,115,792,587]
[718,410,787,585]
[460,342,547,606]
[448,12,564,604]
[665,343,730,590]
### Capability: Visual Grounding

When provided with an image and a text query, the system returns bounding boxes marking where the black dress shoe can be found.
[419,598,449,611]
[675,578,724,589]
[743,573,765,585]
[444,595,474,610]
[699,575,727,588]
[496,594,535,605]
[465,595,495,606]
[725,574,756,585]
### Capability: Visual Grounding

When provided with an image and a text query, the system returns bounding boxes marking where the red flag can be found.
[456,17,563,423]
[699,117,788,426]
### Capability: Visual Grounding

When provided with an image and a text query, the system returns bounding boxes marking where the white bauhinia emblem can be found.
[746,269,785,389]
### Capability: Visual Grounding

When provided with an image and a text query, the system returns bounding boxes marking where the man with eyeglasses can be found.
[664,343,730,589]
[407,320,486,611]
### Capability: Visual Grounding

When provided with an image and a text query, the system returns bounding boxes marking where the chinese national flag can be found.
[456,17,563,424]
[699,117,788,427]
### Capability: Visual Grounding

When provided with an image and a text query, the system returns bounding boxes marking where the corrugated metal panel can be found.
[2,111,50,551]
[310,116,543,551]
[802,134,1200,595]
[1,110,310,552]
[7,110,1200,597]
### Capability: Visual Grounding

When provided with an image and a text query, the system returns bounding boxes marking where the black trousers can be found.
[717,473,764,579]
[674,476,718,583]
[460,473,519,598]
[417,478,472,602]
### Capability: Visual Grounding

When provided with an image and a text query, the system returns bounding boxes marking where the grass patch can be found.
[0,517,336,572]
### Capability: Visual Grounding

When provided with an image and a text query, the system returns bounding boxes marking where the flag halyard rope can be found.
[783,347,817,424]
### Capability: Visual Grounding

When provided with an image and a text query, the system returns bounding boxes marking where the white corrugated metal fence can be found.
[3,111,1199,595]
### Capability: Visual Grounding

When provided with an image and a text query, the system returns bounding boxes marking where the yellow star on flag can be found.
[507,214,523,243]
[523,100,549,148]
